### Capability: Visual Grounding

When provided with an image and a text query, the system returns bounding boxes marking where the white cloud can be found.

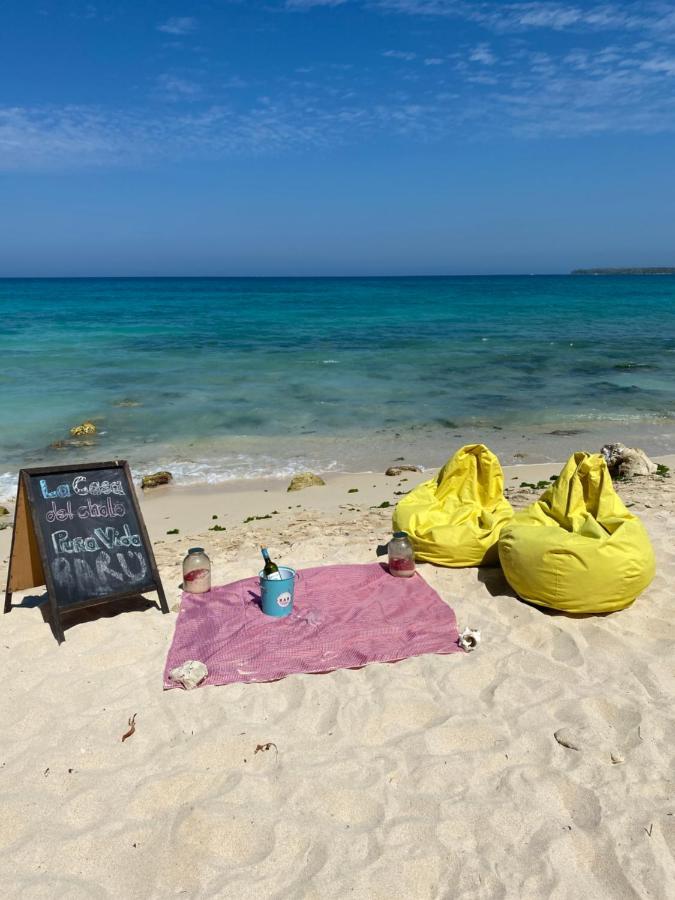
[374,1,675,37]
[382,49,417,60]
[5,3,675,172]
[0,66,666,174]
[157,16,197,35]
[286,0,349,7]
[0,106,139,170]
[0,98,440,171]
[642,56,675,74]
[469,43,496,65]
[486,4,653,33]
[156,74,202,100]
[466,72,500,85]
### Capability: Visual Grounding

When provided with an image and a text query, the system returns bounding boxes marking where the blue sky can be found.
[2,0,675,275]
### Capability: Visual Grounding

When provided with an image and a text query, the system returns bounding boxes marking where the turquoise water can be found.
[2,275,675,495]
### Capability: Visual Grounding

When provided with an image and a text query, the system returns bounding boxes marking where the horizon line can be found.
[2,269,672,280]
[0,271,581,280]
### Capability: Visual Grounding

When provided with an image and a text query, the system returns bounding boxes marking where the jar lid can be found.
[393,531,408,538]
[188,547,205,554]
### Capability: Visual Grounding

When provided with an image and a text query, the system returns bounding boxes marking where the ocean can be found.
[2,275,675,498]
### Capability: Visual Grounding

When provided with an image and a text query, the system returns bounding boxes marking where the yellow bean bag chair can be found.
[498,452,655,613]
[392,444,513,567]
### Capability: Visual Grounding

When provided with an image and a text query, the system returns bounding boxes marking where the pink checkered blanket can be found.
[164,563,460,689]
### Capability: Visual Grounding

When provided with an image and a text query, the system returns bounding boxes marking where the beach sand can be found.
[0,459,673,898]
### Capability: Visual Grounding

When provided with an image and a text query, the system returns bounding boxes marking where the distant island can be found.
[571,267,675,275]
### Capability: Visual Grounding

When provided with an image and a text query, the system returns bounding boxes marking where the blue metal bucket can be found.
[259,566,296,617]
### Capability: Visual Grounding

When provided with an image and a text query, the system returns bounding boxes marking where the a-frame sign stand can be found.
[4,463,169,643]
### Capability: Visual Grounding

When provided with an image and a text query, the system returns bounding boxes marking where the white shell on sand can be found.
[169,660,208,690]
[458,627,481,652]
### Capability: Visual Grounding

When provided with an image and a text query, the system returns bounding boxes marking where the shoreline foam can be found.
[3,419,675,502]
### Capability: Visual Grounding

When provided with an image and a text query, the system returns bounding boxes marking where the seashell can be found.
[458,627,481,652]
[169,660,208,690]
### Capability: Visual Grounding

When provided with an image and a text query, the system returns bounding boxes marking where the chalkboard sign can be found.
[3,461,168,642]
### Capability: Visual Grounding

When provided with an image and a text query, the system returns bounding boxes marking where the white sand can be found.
[0,460,674,898]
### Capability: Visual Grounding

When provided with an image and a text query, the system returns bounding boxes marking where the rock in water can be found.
[0,506,9,516]
[69,420,97,437]
[141,471,173,489]
[385,465,422,476]
[287,472,326,492]
[51,438,96,450]
[601,443,657,478]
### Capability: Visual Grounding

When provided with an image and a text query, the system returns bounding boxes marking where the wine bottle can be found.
[261,546,281,580]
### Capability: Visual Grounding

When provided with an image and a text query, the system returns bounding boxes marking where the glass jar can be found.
[388,531,415,577]
[183,547,211,593]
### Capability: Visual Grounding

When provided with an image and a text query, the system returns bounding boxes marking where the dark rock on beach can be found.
[287,473,326,492]
[385,465,422,476]
[548,429,585,436]
[141,471,174,489]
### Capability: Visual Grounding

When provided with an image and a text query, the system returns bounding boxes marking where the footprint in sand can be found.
[550,628,584,667]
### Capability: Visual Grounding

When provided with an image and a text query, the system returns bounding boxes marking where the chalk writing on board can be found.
[39,477,125,498]
[44,498,127,522]
[51,550,149,596]
[50,524,141,553]
[30,465,158,608]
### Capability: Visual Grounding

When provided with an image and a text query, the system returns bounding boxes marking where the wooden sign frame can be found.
[4,460,169,643]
